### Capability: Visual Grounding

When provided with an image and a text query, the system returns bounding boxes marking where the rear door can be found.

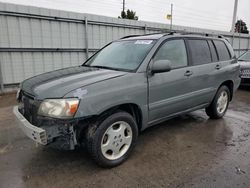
[212,40,233,87]
[185,38,218,106]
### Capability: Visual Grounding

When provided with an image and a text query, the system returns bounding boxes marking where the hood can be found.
[21,66,127,99]
[239,60,250,70]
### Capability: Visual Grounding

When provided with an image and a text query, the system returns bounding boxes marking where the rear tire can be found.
[86,111,138,168]
[205,85,230,119]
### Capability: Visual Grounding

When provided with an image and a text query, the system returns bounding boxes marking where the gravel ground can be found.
[0,88,250,188]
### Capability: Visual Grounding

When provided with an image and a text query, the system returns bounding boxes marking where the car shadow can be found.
[22,110,232,175]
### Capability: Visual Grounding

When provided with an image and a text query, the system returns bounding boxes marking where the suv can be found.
[14,33,240,167]
[238,50,250,86]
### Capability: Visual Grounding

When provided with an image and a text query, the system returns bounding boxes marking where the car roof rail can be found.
[120,35,141,39]
[180,32,209,36]
[120,31,228,40]
[120,31,175,40]
[180,32,227,39]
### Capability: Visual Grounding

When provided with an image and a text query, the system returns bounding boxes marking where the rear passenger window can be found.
[213,40,231,61]
[154,39,188,69]
[188,39,212,65]
[208,40,218,62]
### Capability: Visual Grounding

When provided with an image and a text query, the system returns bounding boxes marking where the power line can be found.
[173,17,228,29]
[173,13,230,25]
[174,8,231,22]
[129,0,231,25]
[140,0,231,22]
[142,0,232,18]
[45,0,233,32]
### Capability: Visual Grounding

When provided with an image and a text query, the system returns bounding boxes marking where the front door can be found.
[148,39,194,123]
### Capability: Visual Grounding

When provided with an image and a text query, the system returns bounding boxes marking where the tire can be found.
[86,111,138,168]
[205,85,230,119]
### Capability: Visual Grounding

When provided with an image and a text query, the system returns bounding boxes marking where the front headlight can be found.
[38,98,79,118]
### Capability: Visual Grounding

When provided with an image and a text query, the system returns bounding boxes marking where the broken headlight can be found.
[38,98,79,118]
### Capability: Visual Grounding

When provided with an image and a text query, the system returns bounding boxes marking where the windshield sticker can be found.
[135,40,153,44]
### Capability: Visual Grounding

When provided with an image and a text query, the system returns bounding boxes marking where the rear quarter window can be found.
[187,39,212,65]
[224,40,235,58]
[213,40,231,61]
[208,40,218,62]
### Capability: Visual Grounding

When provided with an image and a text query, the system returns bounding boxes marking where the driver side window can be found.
[154,39,188,69]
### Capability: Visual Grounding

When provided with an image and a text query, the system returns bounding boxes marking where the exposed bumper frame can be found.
[13,106,47,145]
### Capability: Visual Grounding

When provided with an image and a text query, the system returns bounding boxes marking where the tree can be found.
[118,9,138,20]
[235,19,249,34]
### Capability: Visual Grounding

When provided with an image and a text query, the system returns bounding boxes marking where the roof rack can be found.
[120,32,173,40]
[180,32,226,39]
[164,31,176,36]
[120,35,141,39]
[120,32,226,40]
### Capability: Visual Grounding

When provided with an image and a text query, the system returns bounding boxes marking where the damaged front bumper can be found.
[13,106,47,145]
[13,105,79,150]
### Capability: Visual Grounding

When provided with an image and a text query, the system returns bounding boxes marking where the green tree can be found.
[235,19,249,34]
[118,9,138,20]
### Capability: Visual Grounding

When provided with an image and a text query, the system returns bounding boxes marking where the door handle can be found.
[184,70,193,77]
[215,64,221,70]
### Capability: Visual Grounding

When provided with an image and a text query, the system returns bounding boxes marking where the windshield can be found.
[84,40,155,71]
[239,51,250,61]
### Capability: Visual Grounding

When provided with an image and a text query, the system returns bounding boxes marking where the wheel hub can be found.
[216,91,228,114]
[101,121,132,160]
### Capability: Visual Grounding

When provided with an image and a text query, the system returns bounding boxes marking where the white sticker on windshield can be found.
[135,40,153,44]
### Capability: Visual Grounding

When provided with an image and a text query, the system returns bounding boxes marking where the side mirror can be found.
[151,60,172,74]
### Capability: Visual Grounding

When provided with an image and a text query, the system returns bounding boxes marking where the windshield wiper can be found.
[238,59,248,61]
[90,65,130,72]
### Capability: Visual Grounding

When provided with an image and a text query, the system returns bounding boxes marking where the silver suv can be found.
[14,33,240,167]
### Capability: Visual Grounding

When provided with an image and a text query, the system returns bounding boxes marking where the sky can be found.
[0,0,249,32]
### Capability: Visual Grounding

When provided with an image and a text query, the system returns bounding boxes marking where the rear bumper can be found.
[13,106,47,145]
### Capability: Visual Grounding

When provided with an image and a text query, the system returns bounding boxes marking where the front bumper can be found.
[13,106,47,145]
[13,105,80,150]
[240,78,250,86]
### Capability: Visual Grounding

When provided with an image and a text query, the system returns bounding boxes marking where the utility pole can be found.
[122,0,125,13]
[239,18,241,57]
[170,3,173,31]
[231,0,238,32]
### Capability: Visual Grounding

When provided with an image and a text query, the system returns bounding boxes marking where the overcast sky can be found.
[1,0,249,32]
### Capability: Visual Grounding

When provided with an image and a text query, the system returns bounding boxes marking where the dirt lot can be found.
[0,89,250,188]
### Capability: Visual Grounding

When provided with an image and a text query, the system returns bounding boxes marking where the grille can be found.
[241,69,250,78]
[22,93,38,125]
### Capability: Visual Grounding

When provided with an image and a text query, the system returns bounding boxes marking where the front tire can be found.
[205,85,230,119]
[86,111,138,168]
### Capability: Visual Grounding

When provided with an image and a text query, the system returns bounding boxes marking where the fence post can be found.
[248,36,250,50]
[231,32,235,46]
[238,34,241,57]
[0,61,4,93]
[84,17,89,59]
